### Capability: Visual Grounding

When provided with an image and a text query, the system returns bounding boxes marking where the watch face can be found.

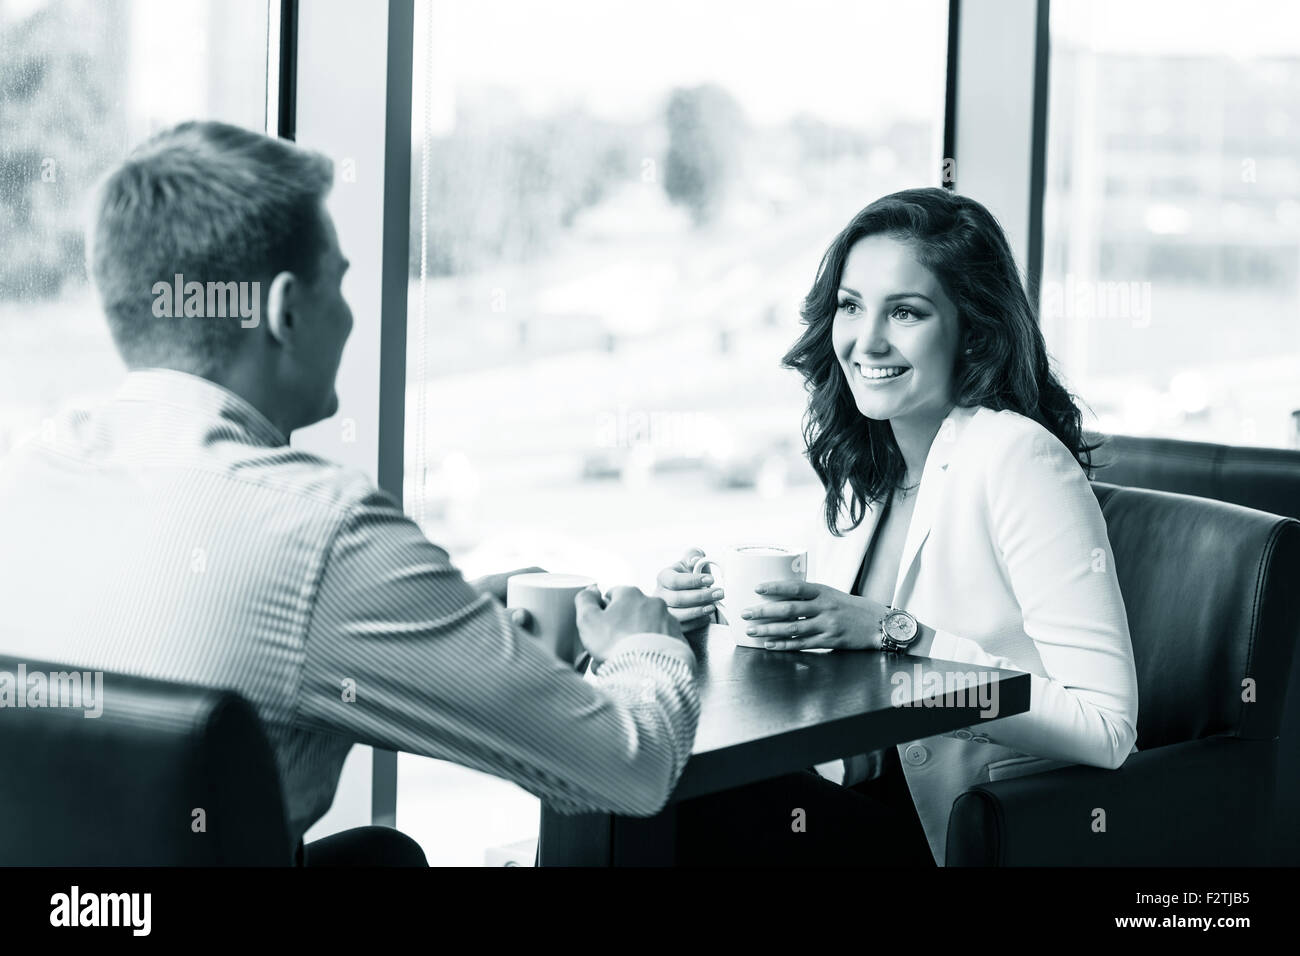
[884,612,917,644]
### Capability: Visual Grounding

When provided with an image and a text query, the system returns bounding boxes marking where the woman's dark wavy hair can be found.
[782,187,1099,536]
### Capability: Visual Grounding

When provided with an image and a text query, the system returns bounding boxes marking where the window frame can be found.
[287,0,414,838]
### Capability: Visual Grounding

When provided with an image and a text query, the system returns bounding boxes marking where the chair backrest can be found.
[1090,482,1300,751]
[1088,432,1300,861]
[1090,432,1300,521]
[0,655,292,865]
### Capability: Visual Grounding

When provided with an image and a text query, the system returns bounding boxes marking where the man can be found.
[0,121,699,865]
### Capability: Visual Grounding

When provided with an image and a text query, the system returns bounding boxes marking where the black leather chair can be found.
[1089,433,1300,864]
[945,481,1300,865]
[0,655,294,865]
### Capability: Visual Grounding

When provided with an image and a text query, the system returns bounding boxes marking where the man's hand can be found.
[471,566,545,629]
[575,585,684,663]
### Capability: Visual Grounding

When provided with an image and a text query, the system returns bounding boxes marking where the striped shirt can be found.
[0,369,699,845]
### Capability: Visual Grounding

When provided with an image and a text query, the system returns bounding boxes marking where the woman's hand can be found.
[740,581,889,651]
[655,547,725,634]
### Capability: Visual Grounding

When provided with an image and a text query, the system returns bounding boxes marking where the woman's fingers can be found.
[761,636,827,651]
[672,547,707,573]
[656,564,717,596]
[669,602,715,631]
[751,618,817,637]
[660,583,724,609]
[748,616,826,647]
[754,580,821,600]
[740,600,813,622]
[657,548,716,631]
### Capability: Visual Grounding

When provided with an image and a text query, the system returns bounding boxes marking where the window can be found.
[1042,0,1300,448]
[0,0,270,458]
[400,0,948,864]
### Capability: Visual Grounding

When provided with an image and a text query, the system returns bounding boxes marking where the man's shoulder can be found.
[11,398,400,524]
[226,445,395,517]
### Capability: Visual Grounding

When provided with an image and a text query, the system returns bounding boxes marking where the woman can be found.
[656,187,1140,866]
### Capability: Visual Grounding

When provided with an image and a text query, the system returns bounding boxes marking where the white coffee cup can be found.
[691,546,807,648]
[506,572,597,664]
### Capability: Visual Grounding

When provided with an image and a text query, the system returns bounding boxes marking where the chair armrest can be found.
[945,736,1277,866]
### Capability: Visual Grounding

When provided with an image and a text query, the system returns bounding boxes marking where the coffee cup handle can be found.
[690,555,721,581]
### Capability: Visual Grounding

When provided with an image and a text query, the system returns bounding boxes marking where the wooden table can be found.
[538,623,1031,865]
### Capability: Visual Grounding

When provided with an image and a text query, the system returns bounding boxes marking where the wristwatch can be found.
[879,607,919,652]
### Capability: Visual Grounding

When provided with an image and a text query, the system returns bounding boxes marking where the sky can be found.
[413,0,950,133]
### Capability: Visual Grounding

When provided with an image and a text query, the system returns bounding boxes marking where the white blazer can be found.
[808,403,1140,865]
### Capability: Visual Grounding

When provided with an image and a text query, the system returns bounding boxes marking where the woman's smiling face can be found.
[831,234,961,424]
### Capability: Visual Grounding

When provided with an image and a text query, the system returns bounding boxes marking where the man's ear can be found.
[264,271,299,349]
